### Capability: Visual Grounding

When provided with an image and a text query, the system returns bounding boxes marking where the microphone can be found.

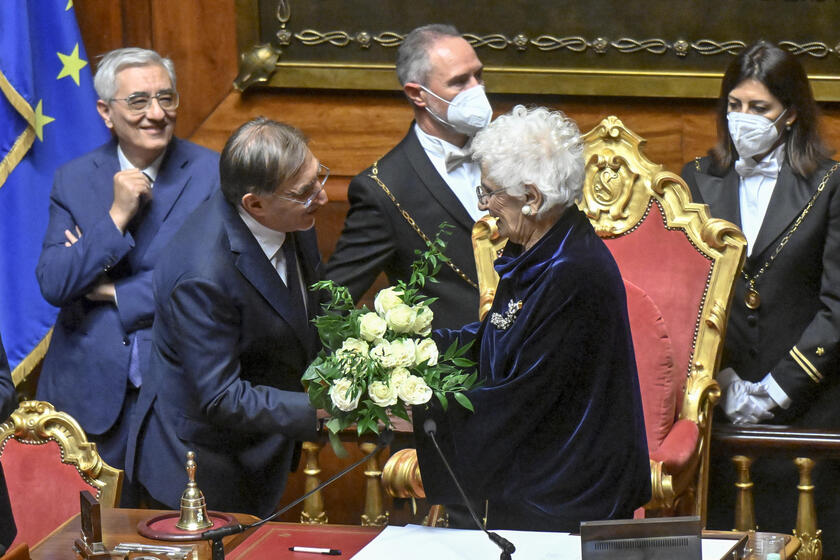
[423,418,515,559]
[202,429,394,560]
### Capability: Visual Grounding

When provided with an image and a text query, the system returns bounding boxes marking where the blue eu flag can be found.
[0,1,110,382]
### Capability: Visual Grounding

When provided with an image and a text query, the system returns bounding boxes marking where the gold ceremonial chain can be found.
[742,162,839,309]
[368,160,479,290]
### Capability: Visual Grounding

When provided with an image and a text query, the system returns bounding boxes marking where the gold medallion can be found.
[745,288,761,310]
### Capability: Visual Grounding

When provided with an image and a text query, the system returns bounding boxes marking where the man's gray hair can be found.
[471,105,585,213]
[396,24,461,86]
[94,47,176,101]
[219,117,309,206]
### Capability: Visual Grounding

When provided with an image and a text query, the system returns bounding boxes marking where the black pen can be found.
[288,546,341,556]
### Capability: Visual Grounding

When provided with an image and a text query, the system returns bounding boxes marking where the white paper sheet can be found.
[351,525,740,560]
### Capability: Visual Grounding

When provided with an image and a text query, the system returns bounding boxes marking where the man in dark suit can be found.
[127,118,327,517]
[0,334,17,553]
[35,48,219,502]
[326,24,492,330]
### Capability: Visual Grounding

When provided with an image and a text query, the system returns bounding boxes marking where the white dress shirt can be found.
[117,145,165,185]
[414,123,485,223]
[736,143,784,257]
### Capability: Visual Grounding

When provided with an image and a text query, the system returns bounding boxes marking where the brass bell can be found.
[175,451,213,531]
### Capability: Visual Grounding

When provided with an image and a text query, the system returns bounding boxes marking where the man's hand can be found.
[109,169,153,233]
[64,225,82,247]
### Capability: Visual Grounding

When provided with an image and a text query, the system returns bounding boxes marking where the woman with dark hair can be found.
[682,41,840,546]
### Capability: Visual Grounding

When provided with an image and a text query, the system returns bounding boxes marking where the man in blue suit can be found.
[0,334,17,553]
[35,48,219,505]
[128,118,327,516]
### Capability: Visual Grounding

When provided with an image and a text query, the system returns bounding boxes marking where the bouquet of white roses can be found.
[303,228,478,455]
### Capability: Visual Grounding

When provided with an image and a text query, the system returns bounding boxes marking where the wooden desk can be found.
[29,509,258,560]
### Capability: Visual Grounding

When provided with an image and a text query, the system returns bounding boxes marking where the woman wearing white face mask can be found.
[682,41,840,546]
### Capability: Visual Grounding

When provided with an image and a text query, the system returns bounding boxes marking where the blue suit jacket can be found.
[36,138,220,437]
[127,192,321,517]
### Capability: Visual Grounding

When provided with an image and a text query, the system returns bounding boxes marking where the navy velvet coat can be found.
[414,207,650,531]
[126,192,320,517]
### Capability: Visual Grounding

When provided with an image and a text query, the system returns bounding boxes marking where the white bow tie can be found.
[735,157,780,179]
[444,148,472,173]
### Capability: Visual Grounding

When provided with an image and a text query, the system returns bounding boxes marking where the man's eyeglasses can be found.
[273,164,330,208]
[110,90,180,113]
[475,183,507,205]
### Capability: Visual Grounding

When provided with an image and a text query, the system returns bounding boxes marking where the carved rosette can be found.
[580,116,660,237]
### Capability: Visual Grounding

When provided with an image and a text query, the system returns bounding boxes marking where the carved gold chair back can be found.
[0,401,123,548]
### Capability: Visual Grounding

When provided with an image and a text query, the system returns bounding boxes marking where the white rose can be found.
[411,305,434,336]
[374,287,404,316]
[368,380,398,407]
[329,377,361,412]
[359,312,387,342]
[370,340,397,368]
[389,366,410,391]
[398,375,433,405]
[414,338,439,366]
[336,337,369,358]
[389,338,417,367]
[385,304,417,333]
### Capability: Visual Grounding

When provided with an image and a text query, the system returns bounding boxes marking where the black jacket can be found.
[326,125,481,330]
[682,156,840,427]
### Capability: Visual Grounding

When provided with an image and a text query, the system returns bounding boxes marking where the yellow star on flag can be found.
[66,0,73,10]
[57,43,87,86]
[34,100,56,142]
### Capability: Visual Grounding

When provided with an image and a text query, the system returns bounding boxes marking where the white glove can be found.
[723,380,776,424]
[716,367,741,393]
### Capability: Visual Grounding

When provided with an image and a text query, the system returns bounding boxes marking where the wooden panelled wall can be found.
[76,1,840,525]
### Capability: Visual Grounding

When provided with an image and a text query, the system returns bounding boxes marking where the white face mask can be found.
[419,84,493,136]
[727,109,787,160]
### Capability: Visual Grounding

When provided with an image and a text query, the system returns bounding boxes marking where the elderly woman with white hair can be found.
[413,106,650,532]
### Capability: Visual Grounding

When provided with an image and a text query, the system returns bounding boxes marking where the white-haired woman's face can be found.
[477,174,538,247]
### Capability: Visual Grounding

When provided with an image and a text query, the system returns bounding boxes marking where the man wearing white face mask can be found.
[683,41,840,544]
[326,24,492,330]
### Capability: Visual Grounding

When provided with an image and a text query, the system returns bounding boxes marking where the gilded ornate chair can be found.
[0,401,122,548]
[383,116,746,526]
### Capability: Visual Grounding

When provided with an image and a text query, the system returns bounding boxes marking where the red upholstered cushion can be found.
[2,439,99,548]
[649,418,700,472]
[605,202,713,383]
[623,279,678,451]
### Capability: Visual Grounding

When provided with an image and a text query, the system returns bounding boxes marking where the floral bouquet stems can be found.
[303,226,478,457]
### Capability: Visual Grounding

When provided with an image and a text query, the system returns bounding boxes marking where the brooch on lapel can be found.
[490,299,523,331]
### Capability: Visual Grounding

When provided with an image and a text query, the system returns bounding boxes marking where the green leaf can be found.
[436,391,449,411]
[391,403,411,422]
[453,392,475,412]
[373,405,390,425]
[326,417,343,434]
[328,430,348,458]
[452,358,475,368]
